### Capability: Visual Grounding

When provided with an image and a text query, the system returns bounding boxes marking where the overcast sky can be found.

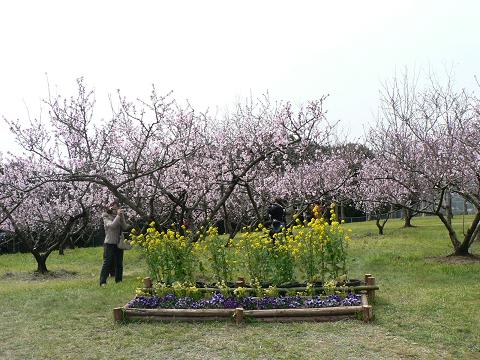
[0,0,479,153]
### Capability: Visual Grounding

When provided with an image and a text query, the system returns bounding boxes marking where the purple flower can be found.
[127,292,363,310]
[223,297,240,309]
[209,292,225,307]
[127,295,162,309]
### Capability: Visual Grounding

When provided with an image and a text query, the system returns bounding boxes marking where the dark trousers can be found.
[103,244,116,277]
[100,244,124,284]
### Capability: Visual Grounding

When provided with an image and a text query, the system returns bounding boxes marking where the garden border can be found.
[114,274,377,324]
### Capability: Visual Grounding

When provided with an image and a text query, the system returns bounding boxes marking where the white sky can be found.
[0,0,479,153]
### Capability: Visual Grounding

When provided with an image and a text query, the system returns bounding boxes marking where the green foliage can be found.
[234,225,273,282]
[195,227,235,282]
[305,282,315,296]
[294,205,350,283]
[130,224,196,283]
[217,280,232,297]
[251,278,264,297]
[233,286,248,298]
[270,227,297,284]
[154,282,171,297]
[322,279,337,296]
[152,281,202,299]
[263,285,279,297]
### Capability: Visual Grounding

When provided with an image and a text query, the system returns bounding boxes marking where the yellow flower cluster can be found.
[130,222,195,283]
[129,204,350,285]
[272,232,300,257]
[289,204,349,282]
[130,223,190,252]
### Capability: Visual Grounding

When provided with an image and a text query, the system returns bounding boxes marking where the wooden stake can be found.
[113,307,124,322]
[365,276,376,303]
[360,292,368,306]
[364,273,372,284]
[143,277,153,288]
[234,307,244,325]
[235,277,246,287]
[362,305,373,322]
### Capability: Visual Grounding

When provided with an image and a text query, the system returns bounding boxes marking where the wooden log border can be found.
[115,299,372,324]
[114,274,376,324]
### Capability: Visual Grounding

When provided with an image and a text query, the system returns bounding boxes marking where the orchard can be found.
[1,73,480,272]
[1,73,479,357]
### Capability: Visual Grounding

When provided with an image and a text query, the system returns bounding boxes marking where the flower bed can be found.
[114,292,372,323]
[117,206,379,325]
[114,277,376,324]
[127,293,362,310]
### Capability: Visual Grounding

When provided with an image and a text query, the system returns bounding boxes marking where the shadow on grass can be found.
[426,254,480,264]
[0,269,79,281]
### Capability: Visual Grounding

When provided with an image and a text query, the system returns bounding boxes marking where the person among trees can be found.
[268,201,286,240]
[99,200,129,286]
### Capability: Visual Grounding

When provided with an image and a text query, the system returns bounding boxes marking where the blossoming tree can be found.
[365,71,480,255]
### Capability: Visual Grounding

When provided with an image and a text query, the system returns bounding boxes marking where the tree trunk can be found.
[437,213,462,252]
[221,196,231,236]
[33,252,49,273]
[445,191,453,223]
[451,210,480,256]
[245,183,262,225]
[376,219,384,235]
[375,213,389,235]
[453,243,471,256]
[67,236,75,249]
[403,207,414,228]
[375,217,385,235]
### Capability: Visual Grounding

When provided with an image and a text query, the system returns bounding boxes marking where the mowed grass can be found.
[0,216,479,359]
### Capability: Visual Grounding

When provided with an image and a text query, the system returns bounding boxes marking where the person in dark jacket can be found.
[268,202,286,241]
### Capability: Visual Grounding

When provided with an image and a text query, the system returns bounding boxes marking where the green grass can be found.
[0,216,479,359]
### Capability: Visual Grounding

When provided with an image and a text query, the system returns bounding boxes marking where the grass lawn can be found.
[0,216,479,359]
